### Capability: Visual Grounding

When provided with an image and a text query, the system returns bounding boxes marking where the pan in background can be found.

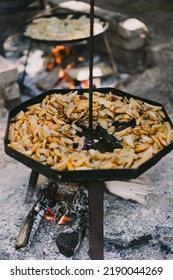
[23,12,109,45]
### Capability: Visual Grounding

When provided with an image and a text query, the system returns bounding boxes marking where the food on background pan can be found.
[24,15,104,41]
[8,90,173,171]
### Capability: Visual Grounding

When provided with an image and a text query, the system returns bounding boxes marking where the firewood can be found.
[67,62,114,81]
[56,222,85,257]
[56,187,88,257]
[16,181,59,249]
[36,66,60,91]
[105,177,150,204]
[16,193,47,249]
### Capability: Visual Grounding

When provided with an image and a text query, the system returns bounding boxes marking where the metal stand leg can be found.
[20,39,32,87]
[88,181,104,260]
[25,170,39,203]
[103,32,118,75]
[0,41,5,57]
[39,0,46,9]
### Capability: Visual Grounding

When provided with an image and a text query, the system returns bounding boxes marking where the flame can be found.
[58,61,75,89]
[59,68,65,79]
[47,44,94,89]
[81,80,89,88]
[44,208,56,221]
[52,45,71,64]
[58,214,76,225]
[69,80,75,89]
[47,45,71,70]
[78,56,84,62]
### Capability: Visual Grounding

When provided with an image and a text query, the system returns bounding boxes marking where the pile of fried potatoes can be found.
[8,90,173,171]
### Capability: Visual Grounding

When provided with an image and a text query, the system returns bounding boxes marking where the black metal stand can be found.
[0,40,5,56]
[103,32,117,76]
[19,39,32,87]
[88,181,104,260]
[39,0,47,9]
[25,170,39,203]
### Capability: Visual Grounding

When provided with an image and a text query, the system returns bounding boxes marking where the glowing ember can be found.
[58,214,76,225]
[59,68,65,79]
[58,62,76,89]
[78,56,84,62]
[44,208,56,221]
[80,80,89,88]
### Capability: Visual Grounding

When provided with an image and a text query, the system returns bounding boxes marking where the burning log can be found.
[56,186,88,257]
[16,181,60,249]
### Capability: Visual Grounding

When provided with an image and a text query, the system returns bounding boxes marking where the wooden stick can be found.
[16,194,47,249]
[16,181,59,249]
[105,178,150,204]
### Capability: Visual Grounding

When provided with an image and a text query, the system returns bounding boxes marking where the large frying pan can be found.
[4,87,173,183]
[22,12,109,45]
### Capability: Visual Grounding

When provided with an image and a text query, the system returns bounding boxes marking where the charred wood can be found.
[56,187,88,257]
[105,234,153,251]
[16,181,60,249]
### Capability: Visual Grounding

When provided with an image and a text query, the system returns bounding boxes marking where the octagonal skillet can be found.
[4,88,173,183]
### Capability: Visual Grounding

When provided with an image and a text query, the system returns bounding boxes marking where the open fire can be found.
[44,43,115,90]
[44,208,57,221]
[15,180,89,257]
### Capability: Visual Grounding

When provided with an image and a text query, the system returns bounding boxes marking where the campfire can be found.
[38,43,115,91]
[15,180,89,258]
